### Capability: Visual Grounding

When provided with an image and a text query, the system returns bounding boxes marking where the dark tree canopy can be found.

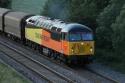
[0,0,11,8]
[41,0,69,20]
[96,0,125,49]
[68,0,110,31]
[111,5,125,55]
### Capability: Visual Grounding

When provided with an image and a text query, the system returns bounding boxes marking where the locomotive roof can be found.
[26,16,92,33]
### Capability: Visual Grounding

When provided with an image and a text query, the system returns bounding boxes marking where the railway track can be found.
[73,66,118,83]
[0,39,75,83]
[86,67,118,83]
[0,36,121,83]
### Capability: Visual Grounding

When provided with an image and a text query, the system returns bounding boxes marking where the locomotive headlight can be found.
[90,48,93,52]
[81,43,84,45]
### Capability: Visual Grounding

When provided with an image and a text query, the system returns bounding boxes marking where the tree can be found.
[96,0,125,49]
[69,0,110,31]
[111,4,125,55]
[0,0,11,8]
[41,0,69,20]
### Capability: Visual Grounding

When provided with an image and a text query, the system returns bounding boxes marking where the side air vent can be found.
[57,28,62,32]
[51,27,57,31]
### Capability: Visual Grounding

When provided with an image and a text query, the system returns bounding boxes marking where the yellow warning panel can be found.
[25,28,42,45]
[69,41,94,55]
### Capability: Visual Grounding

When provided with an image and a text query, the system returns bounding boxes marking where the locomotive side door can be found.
[61,32,68,55]
[61,33,64,54]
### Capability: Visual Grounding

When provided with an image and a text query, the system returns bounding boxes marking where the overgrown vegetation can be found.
[41,0,69,20]
[69,0,110,31]
[0,62,31,83]
[96,0,125,73]
[0,0,11,8]
[42,0,125,73]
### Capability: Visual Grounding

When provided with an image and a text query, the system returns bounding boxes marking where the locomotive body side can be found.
[25,16,94,63]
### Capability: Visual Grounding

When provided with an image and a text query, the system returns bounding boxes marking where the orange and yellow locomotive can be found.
[25,16,94,64]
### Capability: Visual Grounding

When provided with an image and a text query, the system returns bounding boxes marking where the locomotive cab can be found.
[61,23,94,63]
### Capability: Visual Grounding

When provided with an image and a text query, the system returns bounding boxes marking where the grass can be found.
[0,61,32,83]
[95,48,125,74]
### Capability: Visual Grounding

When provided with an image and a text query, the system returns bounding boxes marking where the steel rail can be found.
[86,67,118,83]
[0,40,75,83]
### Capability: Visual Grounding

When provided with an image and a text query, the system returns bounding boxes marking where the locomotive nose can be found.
[69,42,94,55]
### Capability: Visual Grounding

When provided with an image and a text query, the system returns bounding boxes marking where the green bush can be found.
[96,0,125,49]
[111,5,125,56]
[41,0,69,20]
[69,0,109,31]
[0,0,11,8]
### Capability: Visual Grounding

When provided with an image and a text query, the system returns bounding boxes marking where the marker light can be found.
[90,48,93,52]
[81,43,84,45]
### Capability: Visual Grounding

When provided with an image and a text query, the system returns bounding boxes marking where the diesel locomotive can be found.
[0,8,94,64]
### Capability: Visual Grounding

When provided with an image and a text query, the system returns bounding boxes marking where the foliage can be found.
[95,1,125,73]
[0,0,11,8]
[96,0,125,49]
[41,0,69,20]
[111,5,125,55]
[69,0,110,31]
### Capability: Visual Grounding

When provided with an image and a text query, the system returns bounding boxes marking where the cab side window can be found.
[51,32,61,41]
[62,33,69,41]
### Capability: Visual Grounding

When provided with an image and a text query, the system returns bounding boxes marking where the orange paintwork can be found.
[41,30,70,55]
[42,30,62,53]
[61,40,69,55]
